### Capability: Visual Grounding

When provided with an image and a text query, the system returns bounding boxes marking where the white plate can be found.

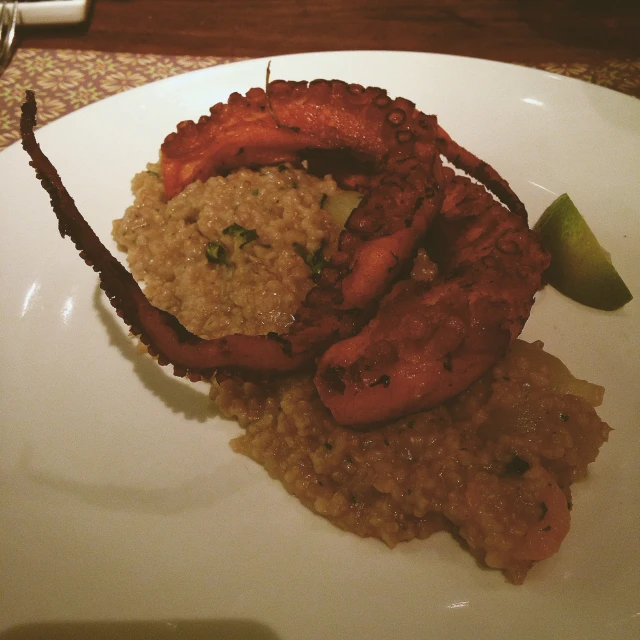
[1,51,639,640]
[18,0,89,26]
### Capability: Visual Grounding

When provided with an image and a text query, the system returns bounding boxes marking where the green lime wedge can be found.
[534,193,632,311]
[322,190,363,227]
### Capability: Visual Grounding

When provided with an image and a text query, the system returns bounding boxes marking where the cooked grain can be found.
[114,165,610,583]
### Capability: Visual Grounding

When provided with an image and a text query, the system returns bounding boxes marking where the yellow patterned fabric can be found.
[1,49,236,149]
[1,49,638,150]
[533,59,640,98]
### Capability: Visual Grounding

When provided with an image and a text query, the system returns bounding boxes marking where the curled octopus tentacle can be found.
[314,169,549,424]
[162,79,446,310]
[20,83,444,377]
[435,125,528,222]
[20,78,549,427]
[465,468,571,580]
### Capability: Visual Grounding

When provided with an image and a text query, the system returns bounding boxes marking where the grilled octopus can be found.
[20,80,549,426]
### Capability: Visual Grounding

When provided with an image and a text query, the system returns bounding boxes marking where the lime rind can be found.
[534,193,633,311]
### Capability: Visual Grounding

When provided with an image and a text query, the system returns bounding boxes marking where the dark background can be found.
[18,0,640,64]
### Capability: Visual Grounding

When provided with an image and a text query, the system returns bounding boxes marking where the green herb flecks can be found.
[146,169,161,178]
[223,223,259,248]
[205,242,227,265]
[293,242,326,275]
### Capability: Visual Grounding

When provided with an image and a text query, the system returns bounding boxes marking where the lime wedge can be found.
[534,194,632,311]
[322,190,363,227]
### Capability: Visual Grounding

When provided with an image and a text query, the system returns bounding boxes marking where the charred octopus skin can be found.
[315,172,549,424]
[20,80,548,427]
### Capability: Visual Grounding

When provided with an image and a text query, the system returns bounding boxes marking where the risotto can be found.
[113,163,341,339]
[113,163,610,584]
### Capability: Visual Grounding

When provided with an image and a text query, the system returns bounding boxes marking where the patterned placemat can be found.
[532,59,640,97]
[1,49,639,151]
[0,49,242,150]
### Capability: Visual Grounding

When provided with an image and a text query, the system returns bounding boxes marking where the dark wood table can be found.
[18,0,640,65]
[3,0,637,151]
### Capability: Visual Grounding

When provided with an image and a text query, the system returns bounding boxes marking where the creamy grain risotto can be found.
[113,163,340,339]
[113,163,610,584]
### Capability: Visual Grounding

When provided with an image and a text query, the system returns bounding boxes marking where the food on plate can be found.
[114,163,342,341]
[20,81,610,583]
[160,78,549,426]
[214,338,608,584]
[20,80,549,426]
[321,189,364,227]
[534,193,633,310]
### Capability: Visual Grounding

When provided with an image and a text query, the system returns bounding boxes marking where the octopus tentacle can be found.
[163,80,448,366]
[21,78,548,426]
[21,83,444,382]
[314,170,549,425]
[20,91,307,381]
[162,80,437,200]
[436,125,527,221]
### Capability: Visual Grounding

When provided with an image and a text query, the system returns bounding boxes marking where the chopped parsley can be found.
[223,223,259,247]
[146,169,161,178]
[205,242,227,264]
[293,242,326,275]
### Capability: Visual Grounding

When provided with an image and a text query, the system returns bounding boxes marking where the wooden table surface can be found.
[18,0,640,65]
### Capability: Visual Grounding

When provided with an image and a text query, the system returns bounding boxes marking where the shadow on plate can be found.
[93,285,220,424]
[20,441,257,515]
[0,619,282,640]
